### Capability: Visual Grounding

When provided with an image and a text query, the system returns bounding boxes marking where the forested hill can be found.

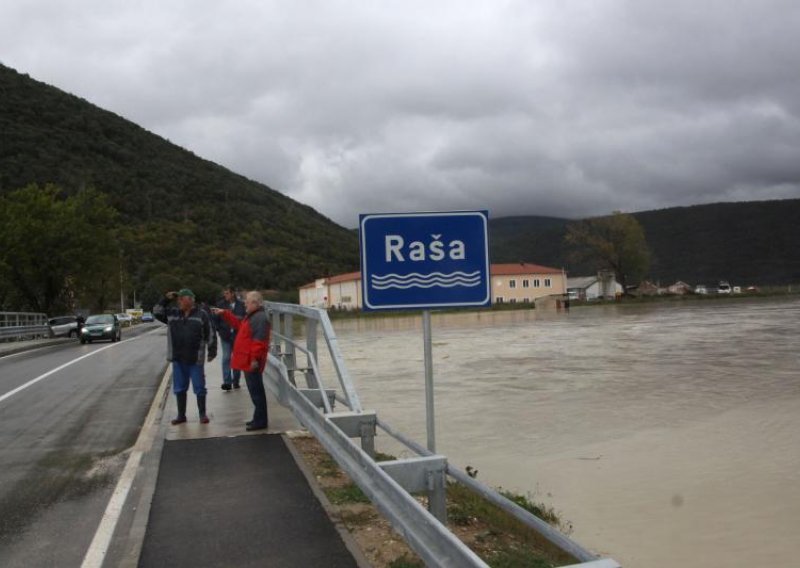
[489,199,800,286]
[0,63,358,304]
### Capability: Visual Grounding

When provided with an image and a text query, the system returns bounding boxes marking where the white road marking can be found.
[81,365,171,568]
[0,328,163,405]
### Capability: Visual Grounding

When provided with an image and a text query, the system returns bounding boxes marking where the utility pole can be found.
[119,249,124,312]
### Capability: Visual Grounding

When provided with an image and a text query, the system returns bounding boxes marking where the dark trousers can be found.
[245,370,268,427]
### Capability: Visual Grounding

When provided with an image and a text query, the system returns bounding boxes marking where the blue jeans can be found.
[245,371,268,426]
[220,339,241,386]
[171,361,207,395]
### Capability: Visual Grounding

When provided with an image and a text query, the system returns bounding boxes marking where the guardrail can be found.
[0,311,49,342]
[264,302,620,568]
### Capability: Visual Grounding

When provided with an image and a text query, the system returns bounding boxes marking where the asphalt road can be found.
[0,323,168,568]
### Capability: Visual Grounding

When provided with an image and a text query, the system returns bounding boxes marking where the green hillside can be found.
[489,200,800,286]
[0,63,359,310]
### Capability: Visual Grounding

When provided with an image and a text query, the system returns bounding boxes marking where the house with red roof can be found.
[298,262,566,309]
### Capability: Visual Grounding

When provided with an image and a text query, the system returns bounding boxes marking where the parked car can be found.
[694,285,708,295]
[116,313,134,327]
[48,315,79,338]
[80,314,121,343]
[718,281,732,294]
[140,312,154,322]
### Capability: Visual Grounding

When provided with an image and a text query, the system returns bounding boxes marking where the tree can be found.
[0,184,118,313]
[564,211,650,294]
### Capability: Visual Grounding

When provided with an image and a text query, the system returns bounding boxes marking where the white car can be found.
[116,313,134,327]
[48,315,79,337]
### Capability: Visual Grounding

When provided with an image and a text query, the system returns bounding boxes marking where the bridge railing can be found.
[0,312,49,342]
[265,301,620,568]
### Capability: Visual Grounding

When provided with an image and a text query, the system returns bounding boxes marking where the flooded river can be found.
[321,297,800,567]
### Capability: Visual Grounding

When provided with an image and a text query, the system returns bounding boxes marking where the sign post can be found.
[359,211,490,452]
[422,309,435,451]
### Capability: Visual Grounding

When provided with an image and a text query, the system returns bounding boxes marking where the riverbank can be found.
[320,283,800,322]
[320,297,800,567]
[290,433,580,568]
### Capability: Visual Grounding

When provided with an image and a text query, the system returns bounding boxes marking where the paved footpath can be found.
[135,362,364,568]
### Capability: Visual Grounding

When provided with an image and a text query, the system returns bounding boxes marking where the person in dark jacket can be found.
[212,290,270,431]
[154,288,217,425]
[212,285,246,391]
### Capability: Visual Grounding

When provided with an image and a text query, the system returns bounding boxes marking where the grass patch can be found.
[498,489,563,527]
[387,554,425,568]
[316,454,341,478]
[324,482,371,505]
[447,482,577,567]
[487,547,554,568]
[336,508,376,527]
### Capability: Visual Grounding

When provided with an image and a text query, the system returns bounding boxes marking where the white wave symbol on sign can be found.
[371,271,482,290]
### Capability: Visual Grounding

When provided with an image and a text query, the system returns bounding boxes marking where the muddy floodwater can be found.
[318,297,800,568]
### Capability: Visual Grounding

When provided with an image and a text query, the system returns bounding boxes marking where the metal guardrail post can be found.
[283,313,296,385]
[304,318,319,388]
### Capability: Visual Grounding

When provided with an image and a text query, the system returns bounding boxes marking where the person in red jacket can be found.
[212,291,271,431]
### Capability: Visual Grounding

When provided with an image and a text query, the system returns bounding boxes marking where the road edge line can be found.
[80,365,172,568]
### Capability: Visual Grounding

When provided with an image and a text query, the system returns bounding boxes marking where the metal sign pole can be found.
[423,309,436,452]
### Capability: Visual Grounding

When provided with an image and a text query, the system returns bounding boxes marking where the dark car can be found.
[80,314,121,343]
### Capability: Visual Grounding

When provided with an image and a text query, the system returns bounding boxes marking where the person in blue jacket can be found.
[212,285,247,391]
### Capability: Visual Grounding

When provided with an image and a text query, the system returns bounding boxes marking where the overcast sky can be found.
[2,1,799,227]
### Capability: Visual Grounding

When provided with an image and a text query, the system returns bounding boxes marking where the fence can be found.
[0,312,49,342]
[264,302,620,568]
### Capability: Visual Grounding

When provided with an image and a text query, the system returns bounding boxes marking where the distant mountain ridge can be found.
[2,62,797,305]
[0,63,359,303]
[489,199,800,286]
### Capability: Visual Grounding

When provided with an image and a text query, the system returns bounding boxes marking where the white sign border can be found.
[360,211,491,310]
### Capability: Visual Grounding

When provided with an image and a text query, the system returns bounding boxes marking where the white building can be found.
[566,271,622,301]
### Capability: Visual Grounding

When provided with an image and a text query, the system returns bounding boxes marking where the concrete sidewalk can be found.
[123,358,367,568]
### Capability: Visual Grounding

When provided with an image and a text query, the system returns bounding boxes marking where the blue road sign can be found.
[359,211,491,310]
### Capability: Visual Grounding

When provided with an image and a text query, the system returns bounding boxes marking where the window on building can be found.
[510,298,517,304]
[533,279,540,287]
[522,279,530,288]
[544,278,551,287]
[523,297,530,303]
[496,297,504,304]
[509,279,517,288]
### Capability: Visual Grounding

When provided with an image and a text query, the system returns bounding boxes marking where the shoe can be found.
[245,420,253,426]
[233,383,241,389]
[200,415,210,424]
[246,423,267,431]
[221,384,232,391]
[171,416,187,425]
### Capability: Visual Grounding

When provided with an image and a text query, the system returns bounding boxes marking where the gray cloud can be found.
[2,0,799,227]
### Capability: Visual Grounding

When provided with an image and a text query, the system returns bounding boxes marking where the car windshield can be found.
[86,315,114,325]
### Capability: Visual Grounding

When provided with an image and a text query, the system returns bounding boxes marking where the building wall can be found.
[299,279,328,308]
[329,280,361,310]
[491,272,566,304]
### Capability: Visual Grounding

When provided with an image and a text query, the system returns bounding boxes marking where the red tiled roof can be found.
[327,271,361,284]
[491,263,562,275]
